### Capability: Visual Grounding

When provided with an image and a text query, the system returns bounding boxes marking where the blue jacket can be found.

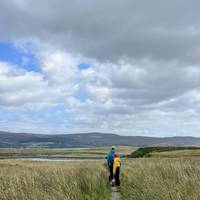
[107,149,115,166]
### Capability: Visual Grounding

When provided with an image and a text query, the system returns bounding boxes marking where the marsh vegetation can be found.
[0,160,111,200]
[1,147,200,200]
[121,158,200,200]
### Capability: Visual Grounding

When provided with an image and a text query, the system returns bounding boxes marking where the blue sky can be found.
[0,42,40,72]
[78,63,90,70]
[0,41,90,73]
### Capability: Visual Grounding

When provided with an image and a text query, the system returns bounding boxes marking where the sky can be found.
[0,0,200,136]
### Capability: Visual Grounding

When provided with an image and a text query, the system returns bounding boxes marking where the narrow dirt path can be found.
[111,187,120,200]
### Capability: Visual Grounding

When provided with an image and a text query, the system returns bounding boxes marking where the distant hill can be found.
[0,131,200,148]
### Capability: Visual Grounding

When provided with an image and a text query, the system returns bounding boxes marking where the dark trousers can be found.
[115,167,120,186]
[109,164,113,182]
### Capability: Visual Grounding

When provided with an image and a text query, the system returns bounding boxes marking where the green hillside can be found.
[129,147,200,158]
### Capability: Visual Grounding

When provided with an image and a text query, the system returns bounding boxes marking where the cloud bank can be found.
[0,0,200,136]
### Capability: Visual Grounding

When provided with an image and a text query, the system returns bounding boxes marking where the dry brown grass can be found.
[121,158,200,200]
[150,149,200,158]
[1,148,199,200]
[0,160,111,200]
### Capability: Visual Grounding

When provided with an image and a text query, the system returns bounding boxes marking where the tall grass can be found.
[121,158,200,200]
[1,155,200,200]
[0,160,111,200]
[151,149,200,158]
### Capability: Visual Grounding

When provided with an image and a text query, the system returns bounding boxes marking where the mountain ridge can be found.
[0,131,200,148]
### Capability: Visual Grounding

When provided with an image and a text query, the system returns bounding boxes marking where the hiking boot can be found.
[111,179,115,187]
[112,186,120,192]
[115,186,120,192]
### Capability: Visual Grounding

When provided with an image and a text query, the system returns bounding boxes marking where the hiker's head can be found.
[111,146,115,150]
[113,153,118,158]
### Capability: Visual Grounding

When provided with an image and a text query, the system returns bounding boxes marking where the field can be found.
[129,147,200,158]
[1,147,200,200]
[0,160,110,200]
[121,158,200,200]
[150,149,200,158]
[0,146,135,159]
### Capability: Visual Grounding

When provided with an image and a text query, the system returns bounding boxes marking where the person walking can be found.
[107,146,115,183]
[113,152,121,190]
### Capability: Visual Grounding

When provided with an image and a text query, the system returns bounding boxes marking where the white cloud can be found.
[0,62,46,106]
[0,0,200,136]
[1,46,200,136]
[0,49,83,109]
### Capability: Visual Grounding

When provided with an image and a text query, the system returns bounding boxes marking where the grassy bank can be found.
[129,147,200,158]
[121,158,200,200]
[0,160,111,200]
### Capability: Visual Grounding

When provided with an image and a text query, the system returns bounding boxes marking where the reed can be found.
[121,158,200,200]
[0,160,111,200]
